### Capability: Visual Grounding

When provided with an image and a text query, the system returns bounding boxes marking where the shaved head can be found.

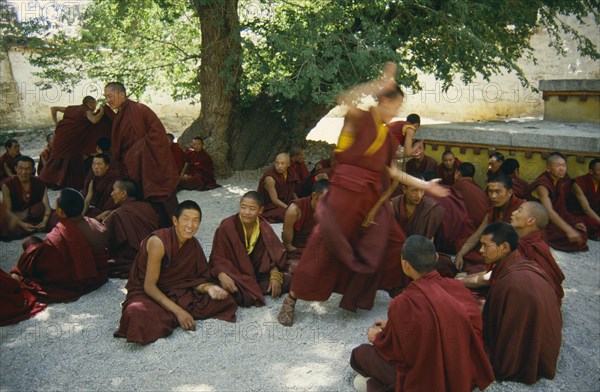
[524,201,549,229]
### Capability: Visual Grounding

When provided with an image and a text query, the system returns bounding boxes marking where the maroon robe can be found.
[179,149,219,191]
[511,176,530,201]
[483,250,562,384]
[83,170,120,218]
[351,271,494,392]
[257,166,299,223]
[103,199,160,278]
[0,152,19,183]
[114,227,237,345]
[435,158,462,185]
[37,145,52,176]
[0,176,51,240]
[568,173,600,239]
[405,155,437,177]
[291,108,400,312]
[386,121,407,145]
[209,215,289,307]
[290,160,309,194]
[392,194,445,239]
[10,217,108,303]
[288,196,316,255]
[110,99,179,200]
[0,268,47,326]
[170,142,186,173]
[452,178,489,228]
[428,187,477,254]
[529,171,588,252]
[518,231,564,303]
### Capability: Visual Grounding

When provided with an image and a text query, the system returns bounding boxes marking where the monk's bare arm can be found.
[264,176,288,209]
[336,62,397,107]
[180,162,189,177]
[35,190,52,230]
[572,183,600,222]
[403,127,416,157]
[143,236,196,330]
[3,162,15,177]
[456,271,491,289]
[86,106,105,124]
[536,185,582,242]
[82,180,94,216]
[50,106,66,124]
[387,165,449,197]
[455,215,488,270]
[282,203,301,252]
[3,184,34,232]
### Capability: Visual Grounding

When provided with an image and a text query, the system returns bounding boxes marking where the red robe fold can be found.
[0,153,20,183]
[386,120,407,145]
[290,160,309,194]
[179,149,219,191]
[428,187,477,254]
[110,99,179,200]
[257,166,299,223]
[435,159,462,185]
[359,270,495,392]
[483,250,562,384]
[530,171,588,252]
[405,155,438,177]
[567,173,600,239]
[83,170,120,218]
[452,178,489,228]
[518,231,564,303]
[511,176,530,200]
[10,217,108,303]
[210,215,287,307]
[103,199,160,278]
[392,194,445,239]
[288,196,316,255]
[170,142,186,173]
[115,227,237,345]
[37,145,52,176]
[0,268,47,326]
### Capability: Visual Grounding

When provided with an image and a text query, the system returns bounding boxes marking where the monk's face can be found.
[6,141,20,157]
[111,183,127,205]
[92,157,109,177]
[487,182,512,207]
[442,153,455,170]
[479,234,509,265]
[85,100,97,111]
[15,161,34,183]
[192,139,204,151]
[488,157,502,174]
[404,185,424,206]
[239,198,263,224]
[591,162,600,183]
[412,143,424,160]
[274,155,290,174]
[291,150,304,164]
[172,208,201,241]
[103,87,126,110]
[510,203,532,230]
[547,158,567,179]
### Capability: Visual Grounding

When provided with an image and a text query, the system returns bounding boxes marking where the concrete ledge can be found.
[539,79,600,92]
[419,120,600,154]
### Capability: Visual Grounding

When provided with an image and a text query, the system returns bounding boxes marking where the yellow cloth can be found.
[335,127,355,152]
[364,107,388,157]
[239,214,260,254]
[283,171,287,181]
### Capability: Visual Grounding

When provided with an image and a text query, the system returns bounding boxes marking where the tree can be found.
[8,0,599,173]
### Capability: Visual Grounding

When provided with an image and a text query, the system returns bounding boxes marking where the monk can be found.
[1,156,54,240]
[257,153,299,223]
[391,182,445,240]
[114,200,237,345]
[282,179,329,268]
[82,153,119,221]
[277,62,449,326]
[0,138,21,183]
[41,96,110,190]
[481,222,562,384]
[289,145,309,195]
[350,235,494,392]
[405,140,437,177]
[104,82,179,225]
[103,178,160,278]
[485,151,504,183]
[386,113,420,157]
[179,137,219,191]
[568,158,600,240]
[210,191,290,307]
[435,150,461,185]
[529,152,588,252]
[168,133,185,173]
[299,151,336,197]
[453,162,489,227]
[455,175,524,273]
[499,158,530,200]
[9,188,109,303]
[37,133,53,176]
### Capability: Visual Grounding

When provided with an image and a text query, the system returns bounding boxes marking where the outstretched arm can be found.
[50,106,66,125]
[387,165,449,197]
[336,62,397,107]
[572,182,600,223]
[536,185,584,243]
[86,105,105,124]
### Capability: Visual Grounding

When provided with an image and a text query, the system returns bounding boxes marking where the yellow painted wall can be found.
[544,96,600,123]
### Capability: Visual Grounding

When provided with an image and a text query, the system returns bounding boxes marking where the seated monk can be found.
[37,134,53,176]
[282,179,329,270]
[114,200,237,345]
[1,156,55,241]
[9,188,109,303]
[405,140,437,177]
[178,136,219,191]
[435,150,461,185]
[350,236,494,392]
[529,152,588,252]
[103,178,160,278]
[167,133,185,173]
[455,175,524,274]
[485,151,505,183]
[257,153,299,223]
[289,145,309,195]
[83,136,112,177]
[391,181,445,240]
[299,152,336,197]
[386,113,420,159]
[210,191,291,307]
[480,222,562,384]
[82,153,119,221]
[452,162,489,228]
[567,158,600,240]
[500,158,530,200]
[0,138,21,184]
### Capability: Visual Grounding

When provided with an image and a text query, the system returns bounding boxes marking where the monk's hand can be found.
[35,219,48,231]
[367,326,383,343]
[96,210,111,222]
[18,221,36,233]
[374,319,387,329]
[454,255,464,271]
[575,222,587,232]
[218,272,237,293]
[175,309,196,331]
[566,227,584,244]
[207,285,228,300]
[268,279,282,299]
[424,179,449,197]
[10,273,23,282]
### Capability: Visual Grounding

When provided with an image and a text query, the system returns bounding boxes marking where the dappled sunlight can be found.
[172,384,216,392]
[220,185,252,196]
[282,362,337,389]
[308,301,329,315]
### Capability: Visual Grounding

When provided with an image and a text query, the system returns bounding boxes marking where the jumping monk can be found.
[114,200,237,345]
[257,153,299,223]
[41,96,111,190]
[350,235,494,392]
[37,133,53,176]
[386,113,420,157]
[210,191,290,307]
[167,133,186,173]
[485,151,504,183]
[277,62,448,326]
[452,162,490,228]
[500,158,530,200]
[282,179,329,270]
[480,222,562,384]
[529,152,588,252]
[404,139,437,177]
[454,175,524,274]
[178,137,219,191]
[435,150,461,185]
[103,178,160,278]
[289,145,310,195]
[9,188,109,303]
[1,156,54,240]
[0,139,21,183]
[82,153,119,221]
[567,158,600,240]
[104,82,179,226]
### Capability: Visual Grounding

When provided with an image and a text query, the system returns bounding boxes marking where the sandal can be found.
[277,295,296,327]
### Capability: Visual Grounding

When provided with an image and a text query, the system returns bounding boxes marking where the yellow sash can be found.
[335,107,388,156]
[239,215,260,254]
